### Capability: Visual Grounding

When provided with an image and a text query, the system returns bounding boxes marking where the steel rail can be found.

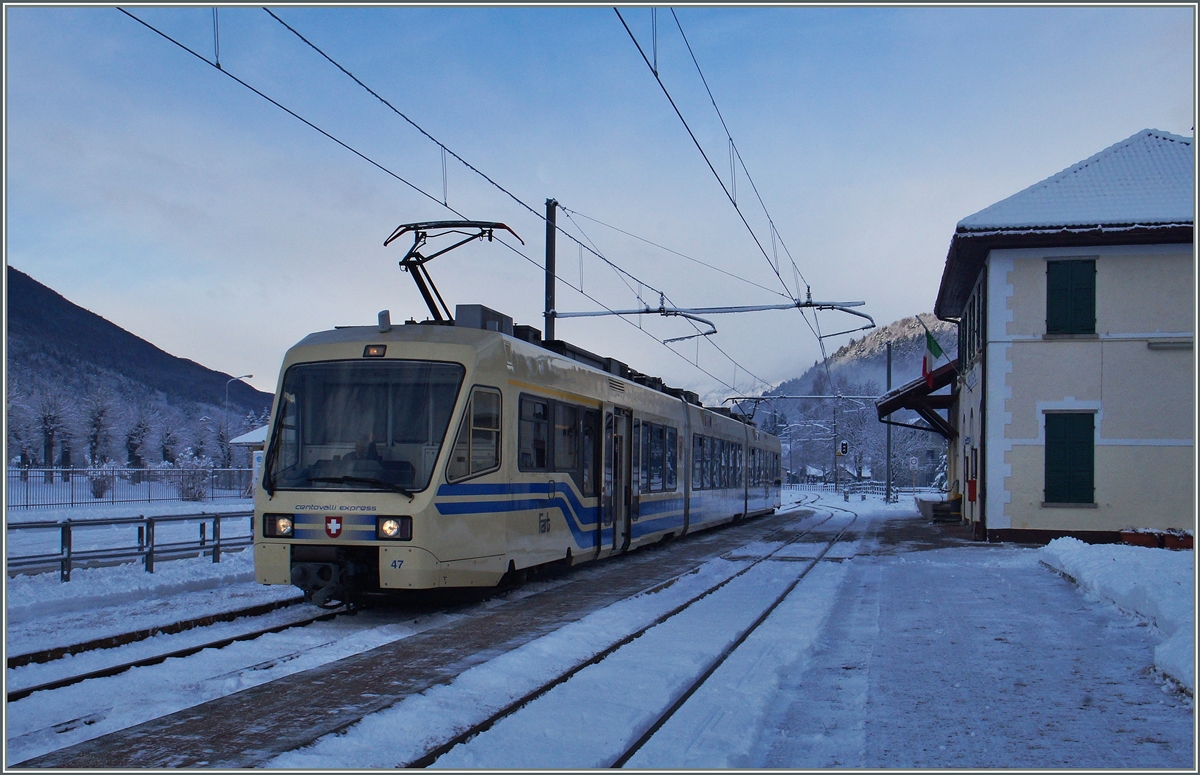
[404,497,824,768]
[7,596,306,669]
[7,606,350,703]
[611,502,859,766]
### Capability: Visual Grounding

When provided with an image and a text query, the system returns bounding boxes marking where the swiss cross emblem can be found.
[325,516,343,538]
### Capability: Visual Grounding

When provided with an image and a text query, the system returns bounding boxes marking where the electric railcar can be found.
[253,306,782,605]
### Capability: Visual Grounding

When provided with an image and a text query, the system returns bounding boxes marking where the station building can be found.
[932,128,1194,542]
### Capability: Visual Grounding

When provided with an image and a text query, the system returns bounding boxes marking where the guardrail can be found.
[7,511,254,581]
[6,467,255,509]
[785,482,944,501]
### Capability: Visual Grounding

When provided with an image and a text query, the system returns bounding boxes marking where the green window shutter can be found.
[1046,262,1071,333]
[1045,413,1094,503]
[1046,260,1096,334]
[1071,260,1096,334]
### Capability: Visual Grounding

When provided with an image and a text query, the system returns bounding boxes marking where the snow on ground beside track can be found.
[5,548,271,625]
[1039,537,1194,692]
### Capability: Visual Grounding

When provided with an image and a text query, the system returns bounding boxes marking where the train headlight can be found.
[377,515,413,541]
[263,513,294,538]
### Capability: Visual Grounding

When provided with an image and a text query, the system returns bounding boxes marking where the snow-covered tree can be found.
[80,389,117,466]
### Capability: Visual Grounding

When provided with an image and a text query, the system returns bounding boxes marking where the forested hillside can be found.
[7,266,273,469]
[759,313,957,487]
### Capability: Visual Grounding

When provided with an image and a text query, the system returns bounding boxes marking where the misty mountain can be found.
[759,313,957,485]
[770,313,957,398]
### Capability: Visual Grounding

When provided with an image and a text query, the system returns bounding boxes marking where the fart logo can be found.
[325,516,343,538]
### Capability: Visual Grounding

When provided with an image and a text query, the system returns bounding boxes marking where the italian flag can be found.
[922,330,944,388]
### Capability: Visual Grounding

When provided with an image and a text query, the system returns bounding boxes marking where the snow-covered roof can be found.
[804,465,824,477]
[958,129,1193,232]
[231,425,268,446]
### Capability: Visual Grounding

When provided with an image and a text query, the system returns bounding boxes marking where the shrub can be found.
[175,455,214,501]
[89,463,118,499]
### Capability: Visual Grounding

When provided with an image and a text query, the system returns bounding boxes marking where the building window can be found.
[1046,259,1096,334]
[1044,412,1094,504]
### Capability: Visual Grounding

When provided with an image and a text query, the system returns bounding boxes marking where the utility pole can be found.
[832,398,839,494]
[886,342,892,503]
[544,198,558,342]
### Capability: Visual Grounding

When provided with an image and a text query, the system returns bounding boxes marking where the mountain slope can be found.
[771,313,957,397]
[6,265,271,414]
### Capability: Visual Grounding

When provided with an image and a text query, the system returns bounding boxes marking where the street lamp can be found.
[225,374,253,414]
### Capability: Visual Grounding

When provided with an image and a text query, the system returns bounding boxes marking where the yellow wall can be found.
[972,243,1195,534]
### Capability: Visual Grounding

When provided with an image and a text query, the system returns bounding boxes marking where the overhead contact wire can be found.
[116,8,459,217]
[263,7,667,301]
[121,8,767,399]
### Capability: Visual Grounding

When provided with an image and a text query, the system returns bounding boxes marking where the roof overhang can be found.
[875,359,959,439]
[933,223,1193,320]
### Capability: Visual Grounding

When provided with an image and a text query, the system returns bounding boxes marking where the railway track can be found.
[7,605,350,703]
[6,596,306,670]
[405,497,856,769]
[12,500,823,768]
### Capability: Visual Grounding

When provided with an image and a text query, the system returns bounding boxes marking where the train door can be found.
[600,407,633,556]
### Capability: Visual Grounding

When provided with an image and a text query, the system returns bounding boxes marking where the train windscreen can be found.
[264,360,465,495]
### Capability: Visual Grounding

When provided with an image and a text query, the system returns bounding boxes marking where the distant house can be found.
[933,129,1193,541]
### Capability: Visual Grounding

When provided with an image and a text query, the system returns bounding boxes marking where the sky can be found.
[5,5,1195,401]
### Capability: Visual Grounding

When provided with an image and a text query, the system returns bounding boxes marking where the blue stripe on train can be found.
[436,482,600,549]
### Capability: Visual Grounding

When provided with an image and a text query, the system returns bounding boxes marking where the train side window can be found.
[641,421,651,492]
[447,387,501,482]
[666,427,678,490]
[554,403,579,471]
[582,409,600,497]
[632,420,642,494]
[649,424,665,492]
[693,434,705,490]
[518,396,550,471]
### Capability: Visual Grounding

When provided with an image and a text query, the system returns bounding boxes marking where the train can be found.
[253,303,782,606]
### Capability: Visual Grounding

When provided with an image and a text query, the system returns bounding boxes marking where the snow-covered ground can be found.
[1040,537,1194,693]
[5,492,1194,768]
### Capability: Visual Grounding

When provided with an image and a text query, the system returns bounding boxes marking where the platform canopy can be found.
[875,360,959,439]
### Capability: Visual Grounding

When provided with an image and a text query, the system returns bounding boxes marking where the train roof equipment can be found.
[384,220,524,324]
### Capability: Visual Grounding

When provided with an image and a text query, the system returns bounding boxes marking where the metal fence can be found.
[785,481,943,501]
[7,511,254,581]
[6,467,255,510]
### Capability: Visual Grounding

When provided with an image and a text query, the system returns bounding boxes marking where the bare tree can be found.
[80,390,117,466]
[34,390,73,483]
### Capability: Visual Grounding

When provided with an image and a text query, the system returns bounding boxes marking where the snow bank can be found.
[6,548,256,624]
[1039,538,1193,692]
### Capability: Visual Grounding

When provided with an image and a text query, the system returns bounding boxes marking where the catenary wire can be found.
[263,7,667,301]
[117,8,460,216]
[613,7,830,361]
[264,4,772,395]
[556,209,773,393]
[667,7,836,384]
[117,8,766,399]
[559,206,789,299]
[670,8,808,298]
